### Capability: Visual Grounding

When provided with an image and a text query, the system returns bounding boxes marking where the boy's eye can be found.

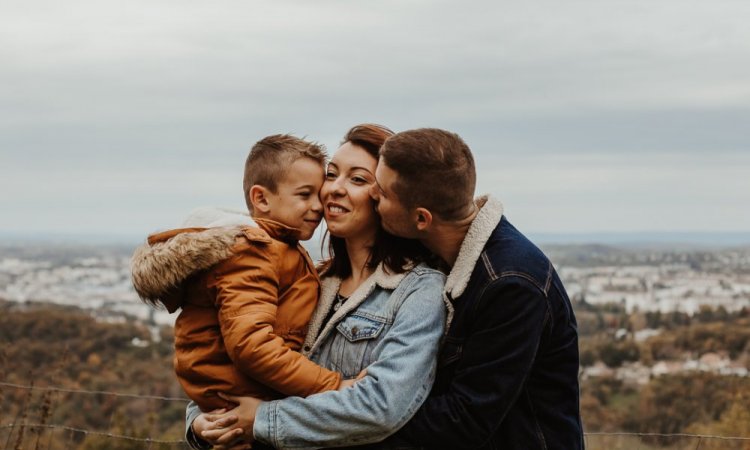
[325,171,337,180]
[298,192,311,198]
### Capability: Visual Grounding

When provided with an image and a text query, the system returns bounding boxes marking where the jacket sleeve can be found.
[394,278,549,449]
[213,245,341,397]
[253,272,447,450]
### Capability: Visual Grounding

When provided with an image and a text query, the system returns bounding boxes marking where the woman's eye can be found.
[325,171,337,179]
[298,192,311,198]
[352,176,368,184]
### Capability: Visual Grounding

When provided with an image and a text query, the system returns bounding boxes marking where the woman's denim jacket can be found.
[186,262,447,449]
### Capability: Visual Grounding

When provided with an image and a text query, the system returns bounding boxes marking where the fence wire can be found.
[2,380,749,450]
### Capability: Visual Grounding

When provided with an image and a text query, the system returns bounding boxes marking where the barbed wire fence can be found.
[2,381,750,450]
[0,380,190,450]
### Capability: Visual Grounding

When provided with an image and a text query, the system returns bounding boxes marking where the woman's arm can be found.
[253,272,446,450]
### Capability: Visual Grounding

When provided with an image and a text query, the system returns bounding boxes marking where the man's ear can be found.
[414,207,433,232]
[249,185,272,214]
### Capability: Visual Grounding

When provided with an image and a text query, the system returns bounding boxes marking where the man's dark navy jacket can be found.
[392,196,584,450]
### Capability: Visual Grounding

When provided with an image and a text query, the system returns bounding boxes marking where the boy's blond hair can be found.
[242,134,327,213]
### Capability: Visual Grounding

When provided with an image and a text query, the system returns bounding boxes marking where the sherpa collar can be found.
[302,263,407,355]
[444,195,504,300]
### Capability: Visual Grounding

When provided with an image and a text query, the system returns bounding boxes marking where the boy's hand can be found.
[192,408,235,444]
[214,441,252,450]
[200,393,262,446]
[338,368,369,390]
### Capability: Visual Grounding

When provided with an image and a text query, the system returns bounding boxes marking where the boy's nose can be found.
[311,196,323,213]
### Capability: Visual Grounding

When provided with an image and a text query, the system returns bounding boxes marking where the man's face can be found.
[371,158,419,238]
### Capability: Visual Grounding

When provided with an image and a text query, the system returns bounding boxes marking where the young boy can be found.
[131,135,345,412]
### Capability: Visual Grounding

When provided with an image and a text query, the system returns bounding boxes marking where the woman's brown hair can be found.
[322,124,436,278]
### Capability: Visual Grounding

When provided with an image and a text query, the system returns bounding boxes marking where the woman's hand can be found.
[198,393,263,447]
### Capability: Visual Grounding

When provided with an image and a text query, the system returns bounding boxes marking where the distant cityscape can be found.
[553,248,750,315]
[1,238,748,326]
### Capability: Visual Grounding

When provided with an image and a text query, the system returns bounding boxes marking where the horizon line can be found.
[1,230,749,247]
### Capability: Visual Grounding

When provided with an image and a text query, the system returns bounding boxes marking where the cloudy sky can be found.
[1,0,748,239]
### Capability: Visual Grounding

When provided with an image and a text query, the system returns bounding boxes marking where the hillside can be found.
[2,299,750,449]
[0,300,187,449]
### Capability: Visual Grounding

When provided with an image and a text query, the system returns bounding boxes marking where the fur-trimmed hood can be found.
[130,207,297,313]
[131,226,248,312]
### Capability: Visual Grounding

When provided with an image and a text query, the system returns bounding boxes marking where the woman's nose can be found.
[331,177,347,195]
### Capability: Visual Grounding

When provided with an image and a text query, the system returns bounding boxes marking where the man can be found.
[368,128,583,449]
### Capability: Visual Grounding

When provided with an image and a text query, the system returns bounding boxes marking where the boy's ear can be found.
[414,207,433,232]
[249,185,272,214]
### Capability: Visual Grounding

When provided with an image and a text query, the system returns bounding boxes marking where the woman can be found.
[188,124,448,449]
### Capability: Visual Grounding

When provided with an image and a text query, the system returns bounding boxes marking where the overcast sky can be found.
[1,0,749,239]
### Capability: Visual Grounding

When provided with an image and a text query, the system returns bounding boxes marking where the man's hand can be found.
[198,393,263,447]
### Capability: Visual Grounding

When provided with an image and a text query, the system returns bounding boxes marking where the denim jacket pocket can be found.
[333,314,387,377]
[337,314,387,341]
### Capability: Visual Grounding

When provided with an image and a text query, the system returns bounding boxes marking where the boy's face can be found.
[265,157,324,240]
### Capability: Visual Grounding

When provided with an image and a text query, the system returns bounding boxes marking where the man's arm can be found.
[395,279,549,449]
[253,273,446,450]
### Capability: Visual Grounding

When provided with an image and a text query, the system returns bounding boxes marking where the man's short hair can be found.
[379,128,476,221]
[242,134,327,212]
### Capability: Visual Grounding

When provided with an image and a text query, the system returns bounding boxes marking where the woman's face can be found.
[321,142,379,240]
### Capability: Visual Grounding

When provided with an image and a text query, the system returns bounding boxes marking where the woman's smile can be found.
[326,202,350,217]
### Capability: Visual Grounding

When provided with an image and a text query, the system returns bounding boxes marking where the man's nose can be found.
[369,183,380,201]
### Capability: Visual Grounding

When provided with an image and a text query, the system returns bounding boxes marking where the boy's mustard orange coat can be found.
[131,218,341,411]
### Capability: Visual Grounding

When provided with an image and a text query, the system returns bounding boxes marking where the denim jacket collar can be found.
[445,195,504,300]
[303,263,408,354]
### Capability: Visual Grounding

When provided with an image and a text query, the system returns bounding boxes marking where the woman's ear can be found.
[249,185,272,214]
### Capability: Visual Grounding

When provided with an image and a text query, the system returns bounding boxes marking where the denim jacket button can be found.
[303,345,311,352]
[351,326,359,335]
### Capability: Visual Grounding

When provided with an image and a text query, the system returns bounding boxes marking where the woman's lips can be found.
[326,203,350,216]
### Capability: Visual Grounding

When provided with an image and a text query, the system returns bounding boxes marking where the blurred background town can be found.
[2,236,749,449]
